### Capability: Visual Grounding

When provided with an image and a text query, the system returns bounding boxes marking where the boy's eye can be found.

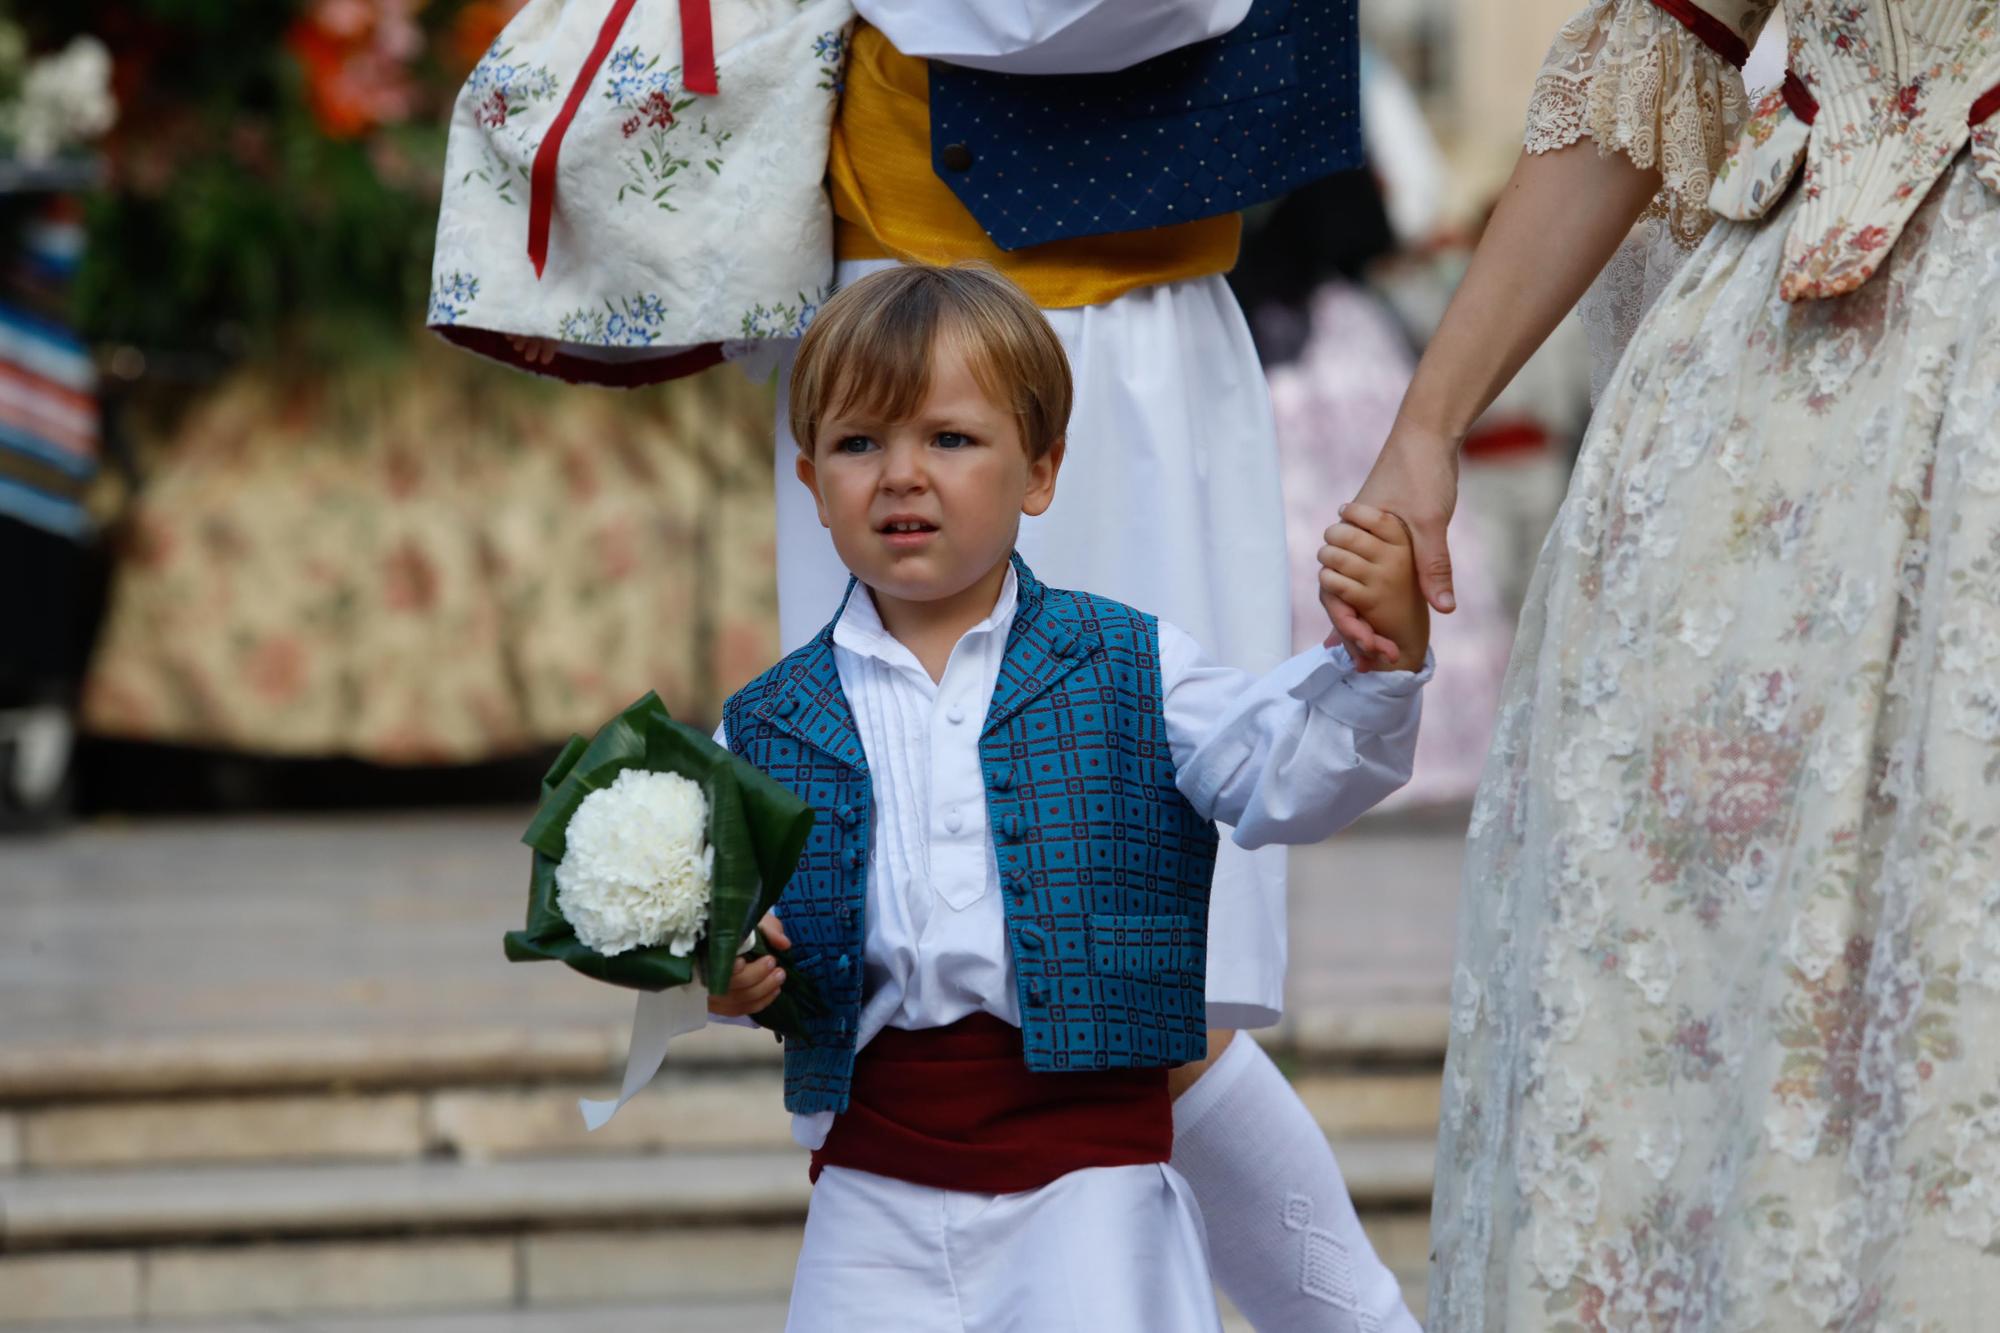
[832,435,876,454]
[934,431,972,449]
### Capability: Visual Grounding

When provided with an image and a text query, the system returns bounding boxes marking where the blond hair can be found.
[788,263,1072,460]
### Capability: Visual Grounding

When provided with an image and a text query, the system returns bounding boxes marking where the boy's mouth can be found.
[876,515,940,551]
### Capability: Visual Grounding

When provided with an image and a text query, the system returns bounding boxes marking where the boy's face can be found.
[798,334,1062,609]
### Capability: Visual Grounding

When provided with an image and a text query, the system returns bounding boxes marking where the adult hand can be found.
[1329,418,1461,671]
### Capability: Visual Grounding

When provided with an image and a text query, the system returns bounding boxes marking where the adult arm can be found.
[1162,623,1433,848]
[853,0,1251,75]
[1334,0,1780,662]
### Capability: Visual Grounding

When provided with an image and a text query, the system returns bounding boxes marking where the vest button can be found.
[990,769,1013,791]
[1027,984,1047,1007]
[835,804,857,825]
[775,698,798,718]
[940,142,974,172]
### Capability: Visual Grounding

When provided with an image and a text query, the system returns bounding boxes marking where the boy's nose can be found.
[879,443,929,491]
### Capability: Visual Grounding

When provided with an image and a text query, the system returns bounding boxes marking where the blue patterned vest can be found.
[927,0,1362,251]
[722,560,1219,1114]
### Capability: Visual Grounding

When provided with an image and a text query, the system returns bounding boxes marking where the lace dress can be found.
[1433,2,2000,1330]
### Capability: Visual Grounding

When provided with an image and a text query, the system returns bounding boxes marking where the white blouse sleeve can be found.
[853,0,1252,76]
[1160,622,1431,850]
[1525,0,1780,247]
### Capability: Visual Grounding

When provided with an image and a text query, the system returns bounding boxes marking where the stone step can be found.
[2,1300,802,1333]
[2,1294,1405,1333]
[0,1214,1433,1325]
[0,1139,1434,1252]
[0,1006,1450,1104]
[0,1295,1330,1333]
[5,1066,1440,1172]
[0,1150,808,1249]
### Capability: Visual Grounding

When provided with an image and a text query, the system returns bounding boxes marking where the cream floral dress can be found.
[1435,2,2000,1330]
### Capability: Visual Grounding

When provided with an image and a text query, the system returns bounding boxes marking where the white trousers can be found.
[787,1164,1224,1333]
[775,263,1292,1028]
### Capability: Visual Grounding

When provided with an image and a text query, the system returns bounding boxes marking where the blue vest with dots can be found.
[721,559,1219,1114]
[926,0,1362,251]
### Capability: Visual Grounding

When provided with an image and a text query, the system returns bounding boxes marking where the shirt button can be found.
[945,705,966,725]
[943,807,963,833]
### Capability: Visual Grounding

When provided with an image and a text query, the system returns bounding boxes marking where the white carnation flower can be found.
[555,769,713,957]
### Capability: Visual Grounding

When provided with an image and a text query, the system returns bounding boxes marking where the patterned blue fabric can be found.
[722,558,1219,1114]
[926,0,1362,251]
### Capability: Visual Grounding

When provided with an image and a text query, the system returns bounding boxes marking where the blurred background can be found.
[1,1,1614,1328]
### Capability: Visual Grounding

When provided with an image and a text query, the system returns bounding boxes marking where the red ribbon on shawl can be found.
[680,0,719,95]
[528,0,719,278]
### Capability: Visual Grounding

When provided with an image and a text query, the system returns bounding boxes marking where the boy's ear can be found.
[794,450,833,530]
[1021,435,1065,518]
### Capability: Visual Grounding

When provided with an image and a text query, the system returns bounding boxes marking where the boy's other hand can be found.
[708,912,792,1018]
[1318,504,1431,672]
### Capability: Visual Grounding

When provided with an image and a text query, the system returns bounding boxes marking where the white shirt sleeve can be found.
[853,0,1253,75]
[1160,621,1432,850]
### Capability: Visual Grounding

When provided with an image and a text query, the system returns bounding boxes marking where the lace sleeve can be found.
[1525,0,1776,248]
[1577,216,1690,404]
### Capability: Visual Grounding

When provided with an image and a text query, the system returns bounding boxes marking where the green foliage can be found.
[66,0,487,358]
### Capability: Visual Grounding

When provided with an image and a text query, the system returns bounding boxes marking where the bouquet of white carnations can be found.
[504,691,822,1040]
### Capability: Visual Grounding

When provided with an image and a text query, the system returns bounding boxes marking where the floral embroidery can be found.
[601,45,733,210]
[428,271,479,326]
[460,41,560,206]
[739,290,825,340]
[556,291,670,346]
[814,29,847,92]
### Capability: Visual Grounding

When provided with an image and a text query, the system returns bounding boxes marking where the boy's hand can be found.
[709,912,791,1018]
[1319,504,1431,672]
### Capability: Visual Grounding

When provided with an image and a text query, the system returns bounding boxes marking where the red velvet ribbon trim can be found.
[528,0,639,278]
[1972,81,2000,128]
[430,324,726,387]
[680,0,718,95]
[1647,0,1750,68]
[1782,72,2000,130]
[1781,70,1819,126]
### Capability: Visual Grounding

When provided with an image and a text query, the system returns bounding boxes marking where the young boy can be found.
[713,262,1430,1332]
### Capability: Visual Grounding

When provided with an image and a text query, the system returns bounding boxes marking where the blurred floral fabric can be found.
[81,352,779,763]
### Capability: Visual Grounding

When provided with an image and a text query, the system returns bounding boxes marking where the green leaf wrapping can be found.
[504,691,821,1039]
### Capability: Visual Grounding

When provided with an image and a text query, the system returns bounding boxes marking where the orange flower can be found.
[449,0,529,76]
[285,0,424,140]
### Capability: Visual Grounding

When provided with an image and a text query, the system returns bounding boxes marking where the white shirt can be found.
[725,566,1431,1150]
[853,0,1253,75]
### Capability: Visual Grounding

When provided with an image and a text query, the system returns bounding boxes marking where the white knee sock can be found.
[1171,1034,1421,1333]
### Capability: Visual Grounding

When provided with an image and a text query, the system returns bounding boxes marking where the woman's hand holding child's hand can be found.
[708,912,792,1018]
[1318,503,1431,672]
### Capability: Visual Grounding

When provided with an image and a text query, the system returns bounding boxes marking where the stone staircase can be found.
[0,1013,1444,1329]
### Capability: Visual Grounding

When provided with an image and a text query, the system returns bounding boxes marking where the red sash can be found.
[809,1014,1173,1195]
